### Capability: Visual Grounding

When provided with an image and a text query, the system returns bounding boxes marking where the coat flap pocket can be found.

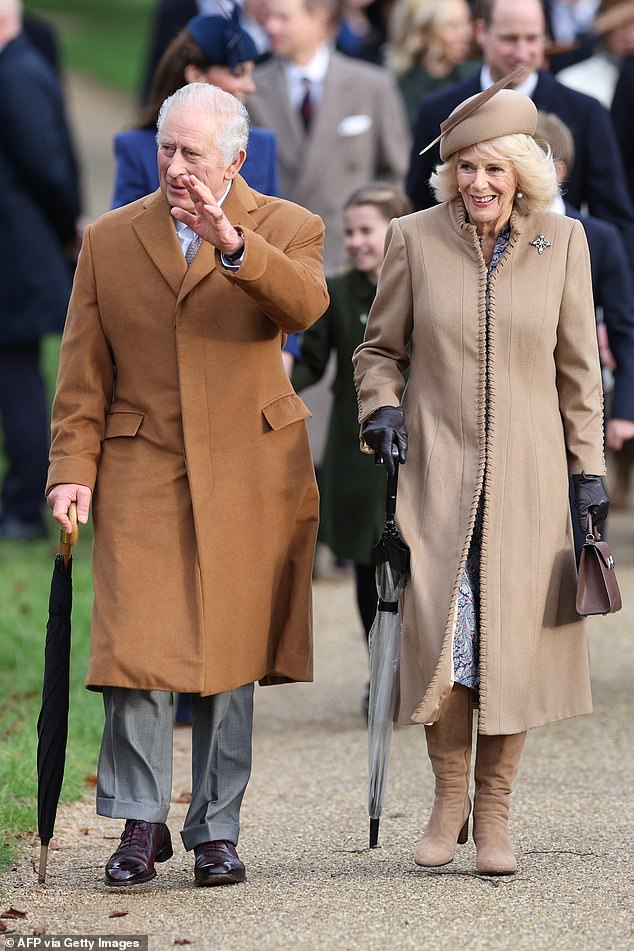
[104,411,144,439]
[262,393,311,431]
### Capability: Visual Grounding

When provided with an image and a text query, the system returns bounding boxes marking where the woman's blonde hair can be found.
[387,0,471,76]
[429,133,559,214]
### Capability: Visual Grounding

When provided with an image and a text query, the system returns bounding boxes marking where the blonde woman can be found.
[387,0,479,125]
[353,80,608,875]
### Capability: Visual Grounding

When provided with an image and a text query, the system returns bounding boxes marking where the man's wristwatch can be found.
[223,227,245,262]
[224,243,244,262]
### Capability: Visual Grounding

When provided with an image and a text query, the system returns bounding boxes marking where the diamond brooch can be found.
[530,233,552,254]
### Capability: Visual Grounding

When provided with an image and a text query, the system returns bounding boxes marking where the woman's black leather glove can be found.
[572,473,609,536]
[361,405,408,475]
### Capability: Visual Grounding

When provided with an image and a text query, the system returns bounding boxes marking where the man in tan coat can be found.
[46,83,328,888]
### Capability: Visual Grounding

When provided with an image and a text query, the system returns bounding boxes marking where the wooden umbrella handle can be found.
[60,501,79,565]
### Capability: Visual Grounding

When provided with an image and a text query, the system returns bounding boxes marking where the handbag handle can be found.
[586,512,601,544]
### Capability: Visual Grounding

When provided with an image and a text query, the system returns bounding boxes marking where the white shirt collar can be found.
[283,44,331,109]
[551,0,599,43]
[480,65,539,99]
[285,44,331,84]
[549,193,566,216]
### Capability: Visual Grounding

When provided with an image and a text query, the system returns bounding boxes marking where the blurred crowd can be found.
[1,0,633,554]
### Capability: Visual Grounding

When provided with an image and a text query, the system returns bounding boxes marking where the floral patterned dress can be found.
[453,227,511,690]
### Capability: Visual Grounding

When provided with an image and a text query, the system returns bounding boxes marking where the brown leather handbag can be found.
[576,515,622,616]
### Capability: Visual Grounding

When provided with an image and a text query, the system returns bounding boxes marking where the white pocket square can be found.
[338,114,373,136]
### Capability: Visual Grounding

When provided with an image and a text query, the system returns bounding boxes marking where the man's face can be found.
[266,0,330,62]
[475,0,546,84]
[157,106,237,211]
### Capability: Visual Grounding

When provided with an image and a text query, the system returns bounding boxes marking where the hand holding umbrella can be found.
[360,406,408,475]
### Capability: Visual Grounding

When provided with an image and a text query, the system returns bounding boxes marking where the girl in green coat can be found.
[292,183,411,708]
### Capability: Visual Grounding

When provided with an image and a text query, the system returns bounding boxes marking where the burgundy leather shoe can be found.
[194,840,246,886]
[105,820,173,886]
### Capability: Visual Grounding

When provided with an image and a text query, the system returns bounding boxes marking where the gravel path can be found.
[1,512,633,951]
[1,72,632,951]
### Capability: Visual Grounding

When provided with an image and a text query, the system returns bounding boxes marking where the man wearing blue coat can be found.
[0,0,80,540]
[408,0,634,273]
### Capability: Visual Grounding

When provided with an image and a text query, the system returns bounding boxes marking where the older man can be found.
[47,83,328,888]
[407,0,634,272]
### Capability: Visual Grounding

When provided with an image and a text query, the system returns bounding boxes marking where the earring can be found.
[516,190,524,199]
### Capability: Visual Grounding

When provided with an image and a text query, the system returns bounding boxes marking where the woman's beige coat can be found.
[353,199,605,735]
[47,177,329,696]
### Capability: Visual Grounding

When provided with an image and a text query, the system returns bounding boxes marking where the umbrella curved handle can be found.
[59,502,79,565]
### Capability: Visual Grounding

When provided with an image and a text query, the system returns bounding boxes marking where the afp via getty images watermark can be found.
[3,938,148,951]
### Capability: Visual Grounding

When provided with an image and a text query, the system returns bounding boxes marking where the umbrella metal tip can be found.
[369,818,380,849]
[38,843,48,884]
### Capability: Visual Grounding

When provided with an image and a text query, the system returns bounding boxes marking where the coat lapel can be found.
[132,189,186,296]
[256,61,306,184]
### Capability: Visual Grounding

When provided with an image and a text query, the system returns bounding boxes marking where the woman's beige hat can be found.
[419,67,538,160]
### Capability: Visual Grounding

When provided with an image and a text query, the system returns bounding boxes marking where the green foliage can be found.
[0,337,103,871]
[24,1,155,94]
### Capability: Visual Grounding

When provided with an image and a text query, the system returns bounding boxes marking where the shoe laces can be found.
[120,820,152,848]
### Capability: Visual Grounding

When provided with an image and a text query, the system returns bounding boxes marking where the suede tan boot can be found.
[473,731,526,875]
[414,684,473,867]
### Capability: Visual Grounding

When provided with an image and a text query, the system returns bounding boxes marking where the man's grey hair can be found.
[156,83,249,166]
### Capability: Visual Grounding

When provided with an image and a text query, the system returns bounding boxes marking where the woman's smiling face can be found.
[456,146,518,235]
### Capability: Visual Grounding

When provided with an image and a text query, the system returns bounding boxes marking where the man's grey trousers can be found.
[96,684,254,850]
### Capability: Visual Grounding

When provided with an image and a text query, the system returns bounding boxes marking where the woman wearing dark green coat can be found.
[292,184,412,679]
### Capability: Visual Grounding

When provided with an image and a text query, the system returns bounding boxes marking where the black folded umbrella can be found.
[368,448,410,849]
[37,504,78,884]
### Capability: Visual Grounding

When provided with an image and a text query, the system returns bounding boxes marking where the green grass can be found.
[24,1,155,94]
[0,337,103,872]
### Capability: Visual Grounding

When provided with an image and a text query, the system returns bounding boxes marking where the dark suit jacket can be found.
[611,56,634,204]
[111,125,281,208]
[0,35,80,345]
[406,70,634,271]
[565,203,634,422]
[23,12,60,74]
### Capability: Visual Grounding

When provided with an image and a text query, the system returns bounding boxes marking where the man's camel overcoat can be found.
[353,200,605,735]
[47,177,329,695]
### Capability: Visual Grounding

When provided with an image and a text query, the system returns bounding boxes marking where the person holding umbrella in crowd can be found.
[353,72,608,875]
[46,83,328,888]
[292,182,411,714]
